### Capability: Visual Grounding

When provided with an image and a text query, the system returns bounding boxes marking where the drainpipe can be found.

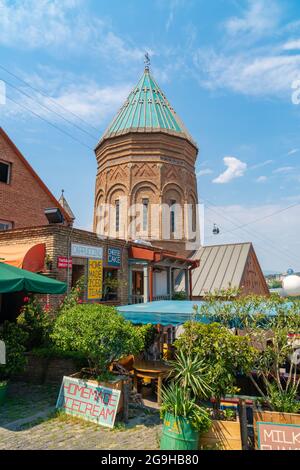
[149,265,153,302]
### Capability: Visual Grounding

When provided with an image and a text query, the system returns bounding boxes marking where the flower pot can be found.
[160,413,199,450]
[0,381,8,405]
[253,409,300,450]
[199,416,242,450]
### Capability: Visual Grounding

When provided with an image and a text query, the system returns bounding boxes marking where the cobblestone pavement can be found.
[0,382,162,450]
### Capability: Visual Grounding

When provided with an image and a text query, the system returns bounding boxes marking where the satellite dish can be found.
[282,275,300,297]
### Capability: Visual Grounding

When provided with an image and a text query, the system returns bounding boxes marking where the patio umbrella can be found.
[0,262,67,294]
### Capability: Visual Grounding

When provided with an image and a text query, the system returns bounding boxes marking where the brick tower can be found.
[93,60,199,255]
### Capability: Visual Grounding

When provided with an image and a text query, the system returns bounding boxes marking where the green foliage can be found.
[17,296,52,349]
[160,383,211,433]
[193,290,300,413]
[51,303,145,374]
[175,321,257,406]
[136,323,157,351]
[0,321,28,380]
[168,350,212,399]
[172,291,187,301]
[58,277,84,314]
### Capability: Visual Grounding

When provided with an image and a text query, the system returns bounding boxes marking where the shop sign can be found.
[71,243,103,259]
[56,376,121,428]
[257,421,300,450]
[107,247,121,267]
[87,259,103,300]
[57,256,72,269]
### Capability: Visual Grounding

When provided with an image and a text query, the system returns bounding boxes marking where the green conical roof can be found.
[101,67,196,147]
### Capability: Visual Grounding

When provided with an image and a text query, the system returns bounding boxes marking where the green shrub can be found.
[17,296,52,349]
[172,291,187,301]
[57,276,85,314]
[175,321,257,408]
[0,321,28,380]
[51,303,145,374]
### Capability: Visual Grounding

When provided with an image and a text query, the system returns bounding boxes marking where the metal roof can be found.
[101,67,196,146]
[188,243,252,297]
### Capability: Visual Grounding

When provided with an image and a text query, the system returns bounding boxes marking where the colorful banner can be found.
[87,259,103,300]
[56,376,121,428]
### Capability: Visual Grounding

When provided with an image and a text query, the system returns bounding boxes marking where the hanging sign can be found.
[87,259,103,300]
[107,247,121,267]
[57,257,72,269]
[257,421,300,450]
[71,243,103,260]
[56,376,121,428]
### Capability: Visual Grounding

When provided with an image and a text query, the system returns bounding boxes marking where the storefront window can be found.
[103,269,118,301]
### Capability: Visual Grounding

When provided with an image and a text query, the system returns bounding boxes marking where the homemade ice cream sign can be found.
[87,259,103,300]
[56,376,121,428]
[257,422,300,450]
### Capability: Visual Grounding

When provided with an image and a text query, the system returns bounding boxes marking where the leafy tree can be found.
[51,303,146,375]
[175,321,257,410]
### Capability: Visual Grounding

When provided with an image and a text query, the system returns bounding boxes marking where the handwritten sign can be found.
[257,422,300,450]
[108,247,121,267]
[56,376,121,428]
[57,257,72,269]
[87,259,103,300]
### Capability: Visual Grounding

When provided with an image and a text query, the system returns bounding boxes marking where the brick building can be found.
[0,127,71,230]
[93,63,199,255]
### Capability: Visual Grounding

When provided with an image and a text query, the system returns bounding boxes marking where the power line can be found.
[203,199,300,267]
[206,202,300,238]
[2,77,99,141]
[6,95,94,151]
[0,64,101,134]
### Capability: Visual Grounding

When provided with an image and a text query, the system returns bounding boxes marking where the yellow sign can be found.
[87,259,103,300]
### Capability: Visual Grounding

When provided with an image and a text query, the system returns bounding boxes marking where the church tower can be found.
[93,59,199,255]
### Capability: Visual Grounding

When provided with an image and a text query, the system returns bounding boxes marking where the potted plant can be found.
[0,321,28,405]
[160,351,211,450]
[45,254,53,271]
[51,303,147,414]
[247,306,300,449]
[175,321,257,450]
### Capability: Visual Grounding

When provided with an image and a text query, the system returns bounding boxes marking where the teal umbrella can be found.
[0,262,67,294]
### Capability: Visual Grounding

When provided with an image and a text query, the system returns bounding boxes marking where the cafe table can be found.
[133,360,171,405]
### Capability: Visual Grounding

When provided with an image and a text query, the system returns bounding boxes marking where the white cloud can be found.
[0,69,132,128]
[225,0,281,39]
[193,48,300,97]
[256,175,267,183]
[197,168,213,177]
[213,156,247,184]
[273,166,294,174]
[287,148,299,156]
[282,39,300,51]
[251,159,273,170]
[0,0,146,63]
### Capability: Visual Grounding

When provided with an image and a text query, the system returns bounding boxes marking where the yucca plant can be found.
[168,350,212,399]
[160,383,211,433]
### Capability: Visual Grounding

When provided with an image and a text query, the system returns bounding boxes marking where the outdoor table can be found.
[133,360,171,405]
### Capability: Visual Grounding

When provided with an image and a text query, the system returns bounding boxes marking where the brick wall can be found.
[0,225,130,307]
[0,130,69,228]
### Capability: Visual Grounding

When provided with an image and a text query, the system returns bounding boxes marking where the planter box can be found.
[199,417,242,450]
[253,409,300,450]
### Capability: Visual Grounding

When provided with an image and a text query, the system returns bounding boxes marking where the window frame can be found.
[0,160,11,185]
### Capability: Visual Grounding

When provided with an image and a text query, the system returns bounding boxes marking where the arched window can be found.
[115,200,120,232]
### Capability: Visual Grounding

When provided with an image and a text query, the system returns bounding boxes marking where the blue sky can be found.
[1,0,300,272]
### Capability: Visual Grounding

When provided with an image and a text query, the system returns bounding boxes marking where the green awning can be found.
[0,263,67,294]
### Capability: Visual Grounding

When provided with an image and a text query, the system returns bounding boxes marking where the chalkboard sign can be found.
[56,376,121,428]
[257,421,300,450]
